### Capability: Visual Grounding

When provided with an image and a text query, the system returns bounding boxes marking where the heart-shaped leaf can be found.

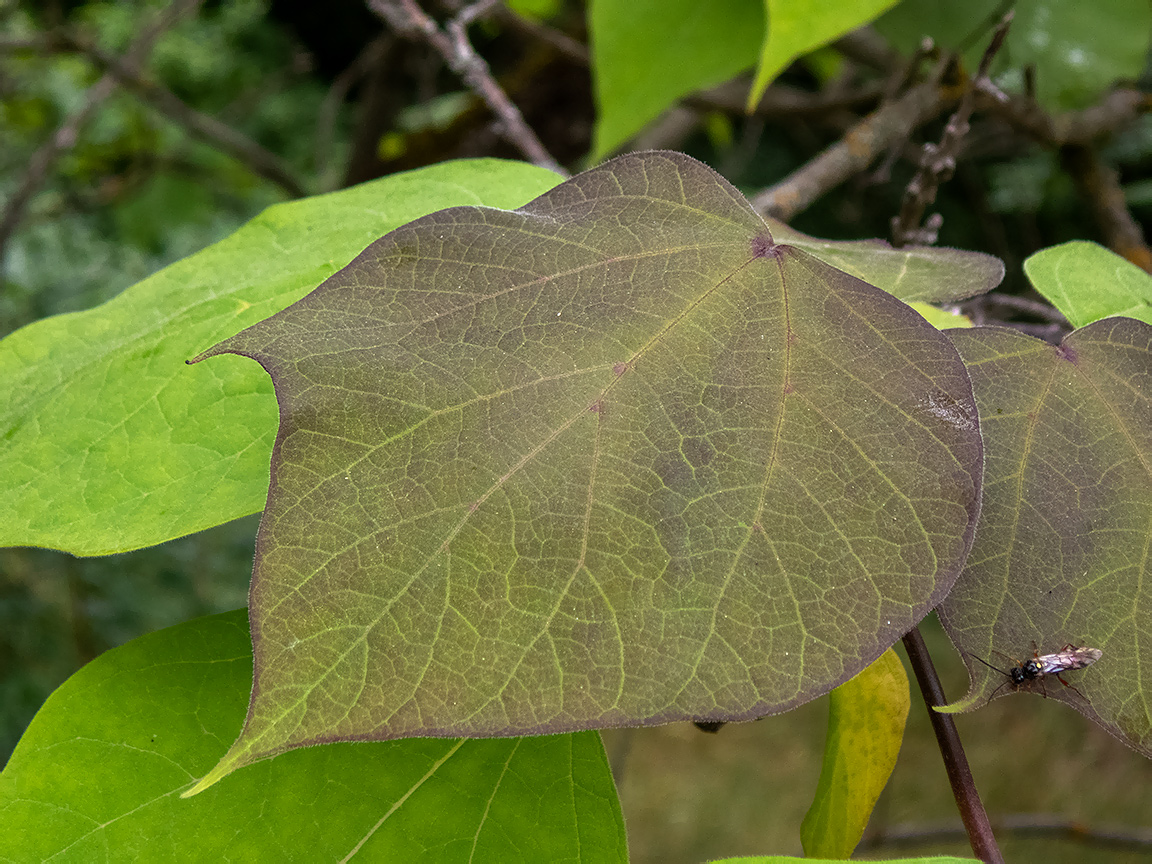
[0,610,626,862]
[937,318,1152,757]
[188,151,983,792]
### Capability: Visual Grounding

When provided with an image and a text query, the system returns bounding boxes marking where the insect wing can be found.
[1034,646,1102,674]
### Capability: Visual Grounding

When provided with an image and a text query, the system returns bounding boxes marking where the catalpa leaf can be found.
[188,151,982,792]
[763,218,1003,304]
[937,319,1152,758]
[589,0,762,159]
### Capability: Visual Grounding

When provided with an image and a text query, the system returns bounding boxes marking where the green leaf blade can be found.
[938,319,1152,757]
[875,0,1151,111]
[589,0,763,159]
[0,160,563,556]
[763,218,1004,303]
[1024,240,1152,328]
[748,0,900,110]
[195,152,983,786]
[0,611,626,862]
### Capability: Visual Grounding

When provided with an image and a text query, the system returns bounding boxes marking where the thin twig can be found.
[689,78,884,118]
[56,33,307,197]
[1062,144,1152,273]
[751,78,952,221]
[0,1,200,268]
[978,87,1151,147]
[833,26,904,75]
[0,37,41,52]
[368,0,565,175]
[861,814,1152,853]
[902,626,1004,864]
[890,13,1013,246]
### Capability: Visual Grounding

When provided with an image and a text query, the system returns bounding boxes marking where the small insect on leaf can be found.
[969,644,1103,702]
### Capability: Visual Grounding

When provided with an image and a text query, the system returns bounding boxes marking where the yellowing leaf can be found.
[801,648,910,859]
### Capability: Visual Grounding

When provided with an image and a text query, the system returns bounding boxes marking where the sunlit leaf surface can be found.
[0,160,562,555]
[938,319,1152,758]
[747,0,899,110]
[1025,240,1152,328]
[0,611,626,862]
[589,0,762,159]
[191,151,983,789]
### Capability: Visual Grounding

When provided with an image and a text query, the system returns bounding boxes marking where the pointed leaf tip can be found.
[180,761,232,798]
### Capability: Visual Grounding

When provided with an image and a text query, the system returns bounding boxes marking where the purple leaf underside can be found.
[939,319,1152,757]
[197,152,983,777]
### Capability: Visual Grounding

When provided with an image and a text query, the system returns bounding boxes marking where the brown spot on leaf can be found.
[613,362,628,376]
[751,232,779,259]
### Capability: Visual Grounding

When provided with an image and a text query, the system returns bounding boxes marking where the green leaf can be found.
[747,0,899,111]
[800,648,909,859]
[909,303,973,330]
[589,0,764,160]
[936,319,1152,759]
[1024,240,1152,328]
[189,151,982,791]
[763,218,1004,303]
[874,0,1152,111]
[0,160,563,556]
[0,610,626,862]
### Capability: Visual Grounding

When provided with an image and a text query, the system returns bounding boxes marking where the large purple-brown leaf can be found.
[187,152,982,792]
[938,319,1152,757]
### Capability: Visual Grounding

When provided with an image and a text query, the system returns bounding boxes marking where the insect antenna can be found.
[963,650,1016,701]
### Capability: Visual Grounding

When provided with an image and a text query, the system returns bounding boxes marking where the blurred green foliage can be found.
[0,0,334,330]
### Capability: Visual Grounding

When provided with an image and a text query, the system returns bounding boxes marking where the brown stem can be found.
[751,78,952,221]
[902,625,1004,864]
[369,0,565,175]
[979,87,1151,148]
[315,33,394,190]
[890,13,1013,247]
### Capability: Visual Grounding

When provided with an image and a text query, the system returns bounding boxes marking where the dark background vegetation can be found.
[2,0,1151,860]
